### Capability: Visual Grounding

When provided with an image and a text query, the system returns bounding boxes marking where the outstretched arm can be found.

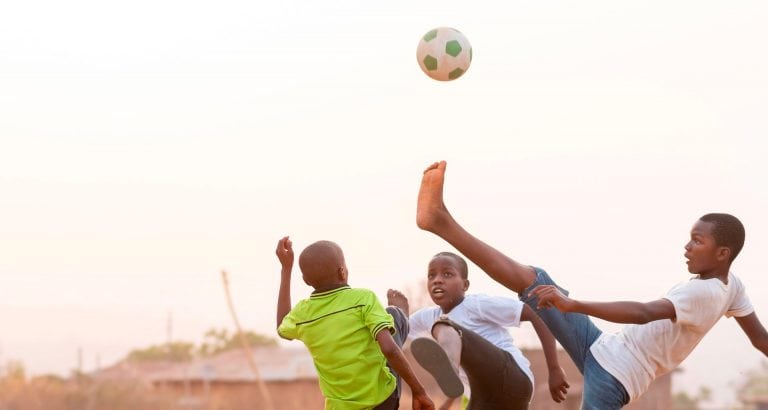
[531,285,676,324]
[521,304,569,402]
[275,236,294,329]
[376,330,435,410]
[735,312,768,356]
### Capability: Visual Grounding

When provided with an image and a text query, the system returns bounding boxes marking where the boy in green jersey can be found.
[276,236,435,410]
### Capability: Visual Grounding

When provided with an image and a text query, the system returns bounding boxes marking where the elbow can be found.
[634,310,659,325]
[635,305,673,324]
[379,342,398,358]
[753,337,768,356]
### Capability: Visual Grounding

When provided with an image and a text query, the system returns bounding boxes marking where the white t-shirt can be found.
[408,293,535,395]
[590,272,754,401]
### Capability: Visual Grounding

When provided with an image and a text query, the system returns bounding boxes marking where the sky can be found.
[1,0,767,406]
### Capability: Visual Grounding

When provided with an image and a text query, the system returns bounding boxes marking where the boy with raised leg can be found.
[390,249,569,410]
[415,160,768,409]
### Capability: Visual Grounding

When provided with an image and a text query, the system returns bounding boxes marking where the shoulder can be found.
[339,287,377,302]
[289,297,312,313]
[348,287,376,297]
[668,277,717,295]
[467,293,521,308]
[729,272,747,289]
[411,306,439,320]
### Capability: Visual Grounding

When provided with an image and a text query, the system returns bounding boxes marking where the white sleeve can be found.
[664,280,706,326]
[726,277,754,318]
[472,294,523,328]
[664,281,714,327]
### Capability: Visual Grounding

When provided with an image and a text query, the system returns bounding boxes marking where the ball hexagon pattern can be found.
[416,27,472,81]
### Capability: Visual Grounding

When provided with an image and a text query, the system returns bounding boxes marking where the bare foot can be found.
[387,289,410,316]
[416,161,453,232]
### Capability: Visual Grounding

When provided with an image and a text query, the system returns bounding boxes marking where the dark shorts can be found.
[432,318,533,410]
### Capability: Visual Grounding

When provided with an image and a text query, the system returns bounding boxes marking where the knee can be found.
[431,321,461,340]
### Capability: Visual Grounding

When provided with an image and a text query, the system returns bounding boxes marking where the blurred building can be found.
[95,344,673,409]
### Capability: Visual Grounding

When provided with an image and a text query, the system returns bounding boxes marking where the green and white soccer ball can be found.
[416,27,472,81]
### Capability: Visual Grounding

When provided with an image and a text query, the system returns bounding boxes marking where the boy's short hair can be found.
[298,240,345,284]
[433,251,469,279]
[699,213,745,262]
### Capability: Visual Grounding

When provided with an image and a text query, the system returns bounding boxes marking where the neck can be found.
[439,296,465,314]
[697,266,730,283]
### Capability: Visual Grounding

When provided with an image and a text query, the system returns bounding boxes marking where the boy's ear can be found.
[716,246,731,262]
[463,279,470,291]
[337,266,347,281]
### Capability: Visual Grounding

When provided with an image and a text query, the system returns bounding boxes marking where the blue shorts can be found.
[519,267,629,410]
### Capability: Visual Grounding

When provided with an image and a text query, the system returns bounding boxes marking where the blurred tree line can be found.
[0,328,276,409]
[126,327,276,362]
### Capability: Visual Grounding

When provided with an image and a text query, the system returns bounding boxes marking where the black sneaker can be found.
[410,337,464,398]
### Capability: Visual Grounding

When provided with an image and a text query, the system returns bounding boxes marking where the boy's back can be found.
[279,285,397,409]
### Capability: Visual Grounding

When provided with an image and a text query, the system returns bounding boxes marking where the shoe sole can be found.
[410,337,464,398]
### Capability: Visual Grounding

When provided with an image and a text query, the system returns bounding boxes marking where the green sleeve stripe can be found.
[372,322,394,338]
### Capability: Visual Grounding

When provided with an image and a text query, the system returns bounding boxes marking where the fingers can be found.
[550,381,570,402]
[531,285,559,309]
[550,387,566,402]
[276,236,292,251]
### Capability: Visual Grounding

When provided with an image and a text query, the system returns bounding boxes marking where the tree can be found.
[126,341,196,362]
[197,328,277,357]
[673,386,711,410]
[124,328,277,362]
[736,361,768,407]
[1,360,26,381]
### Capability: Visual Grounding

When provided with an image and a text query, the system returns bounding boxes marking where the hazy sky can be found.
[2,0,767,406]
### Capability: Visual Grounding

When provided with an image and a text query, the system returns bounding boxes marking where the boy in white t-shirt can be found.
[415,160,768,410]
[392,251,569,409]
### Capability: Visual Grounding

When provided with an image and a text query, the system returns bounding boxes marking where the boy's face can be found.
[684,220,729,275]
[427,255,469,310]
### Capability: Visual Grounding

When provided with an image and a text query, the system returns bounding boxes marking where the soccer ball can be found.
[416,27,472,81]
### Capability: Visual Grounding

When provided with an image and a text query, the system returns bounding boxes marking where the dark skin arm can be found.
[735,312,768,356]
[376,330,435,410]
[275,236,294,329]
[531,285,677,324]
[521,304,569,402]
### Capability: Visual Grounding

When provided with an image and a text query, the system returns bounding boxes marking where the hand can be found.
[547,366,570,403]
[531,285,575,312]
[275,236,294,270]
[412,391,435,410]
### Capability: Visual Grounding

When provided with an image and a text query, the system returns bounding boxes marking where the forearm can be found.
[571,300,661,324]
[377,331,427,395]
[383,347,428,395]
[276,270,292,328]
[734,312,768,356]
[530,314,561,370]
[755,337,768,356]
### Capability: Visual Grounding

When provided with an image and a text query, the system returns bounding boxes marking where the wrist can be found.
[567,299,581,313]
[548,364,562,372]
[410,384,427,395]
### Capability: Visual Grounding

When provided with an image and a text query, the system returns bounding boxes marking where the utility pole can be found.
[166,309,173,346]
[221,270,274,410]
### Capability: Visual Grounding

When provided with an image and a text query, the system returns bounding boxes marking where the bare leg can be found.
[432,323,462,374]
[416,161,537,294]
